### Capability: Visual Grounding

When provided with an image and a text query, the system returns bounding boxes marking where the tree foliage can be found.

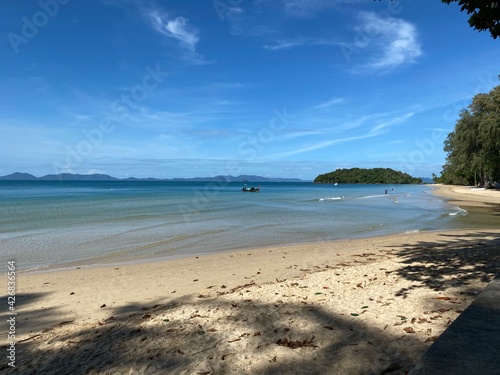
[441,0,500,39]
[314,168,422,184]
[437,80,500,186]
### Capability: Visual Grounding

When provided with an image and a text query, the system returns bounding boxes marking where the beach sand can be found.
[1,185,499,374]
[430,184,500,207]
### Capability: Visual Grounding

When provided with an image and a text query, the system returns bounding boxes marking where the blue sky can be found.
[1,0,499,180]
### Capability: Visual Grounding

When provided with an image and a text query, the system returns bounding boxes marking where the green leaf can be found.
[361,306,368,309]
[351,313,359,316]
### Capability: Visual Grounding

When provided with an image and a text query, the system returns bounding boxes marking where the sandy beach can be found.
[430,184,500,207]
[2,185,500,374]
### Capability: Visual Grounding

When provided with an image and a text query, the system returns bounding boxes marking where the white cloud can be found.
[142,8,209,64]
[166,17,199,50]
[313,97,345,109]
[284,130,326,138]
[149,12,199,51]
[267,111,414,159]
[118,1,201,54]
[264,39,304,50]
[267,133,374,159]
[347,12,422,73]
[371,112,414,132]
[264,37,339,50]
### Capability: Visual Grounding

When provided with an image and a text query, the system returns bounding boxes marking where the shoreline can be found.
[5,230,467,333]
[1,183,449,274]
[4,183,483,275]
[10,184,467,275]
[429,184,500,208]
[2,184,500,373]
[19,228,446,276]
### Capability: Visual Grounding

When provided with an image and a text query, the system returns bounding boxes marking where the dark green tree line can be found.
[438,80,500,186]
[314,168,421,184]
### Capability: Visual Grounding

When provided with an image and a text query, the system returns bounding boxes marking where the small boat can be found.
[242,184,260,192]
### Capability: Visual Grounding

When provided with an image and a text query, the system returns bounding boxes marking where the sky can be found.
[1,0,499,180]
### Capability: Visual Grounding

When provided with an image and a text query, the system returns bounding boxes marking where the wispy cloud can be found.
[263,37,339,50]
[267,133,374,159]
[111,0,201,54]
[346,12,422,74]
[264,39,305,50]
[267,111,414,159]
[282,0,361,18]
[151,14,199,51]
[139,4,207,64]
[224,5,277,37]
[222,1,343,45]
[283,130,326,138]
[313,97,345,109]
[148,11,198,50]
[370,112,414,132]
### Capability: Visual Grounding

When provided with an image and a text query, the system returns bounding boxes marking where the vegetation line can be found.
[435,77,500,188]
[314,168,422,184]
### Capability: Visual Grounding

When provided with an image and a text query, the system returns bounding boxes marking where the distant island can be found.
[314,168,423,184]
[0,172,306,183]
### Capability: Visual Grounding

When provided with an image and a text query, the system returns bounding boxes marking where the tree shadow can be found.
[391,231,500,297]
[0,292,58,338]
[1,292,50,311]
[3,231,499,374]
[3,291,427,374]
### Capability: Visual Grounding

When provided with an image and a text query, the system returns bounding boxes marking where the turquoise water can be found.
[0,181,477,271]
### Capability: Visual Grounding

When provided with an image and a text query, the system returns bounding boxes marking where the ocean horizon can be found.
[0,181,493,272]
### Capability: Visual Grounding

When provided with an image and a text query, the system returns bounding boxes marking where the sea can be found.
[0,180,496,272]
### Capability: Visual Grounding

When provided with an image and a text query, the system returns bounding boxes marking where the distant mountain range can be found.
[0,172,307,183]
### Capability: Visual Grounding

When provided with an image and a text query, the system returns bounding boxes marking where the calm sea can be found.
[0,181,490,271]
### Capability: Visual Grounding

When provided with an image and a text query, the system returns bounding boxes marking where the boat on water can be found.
[242,184,260,192]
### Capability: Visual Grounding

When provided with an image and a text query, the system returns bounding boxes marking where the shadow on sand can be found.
[2,231,499,374]
[3,295,425,375]
[392,231,500,297]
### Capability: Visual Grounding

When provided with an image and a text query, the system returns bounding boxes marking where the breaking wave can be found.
[318,196,344,201]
